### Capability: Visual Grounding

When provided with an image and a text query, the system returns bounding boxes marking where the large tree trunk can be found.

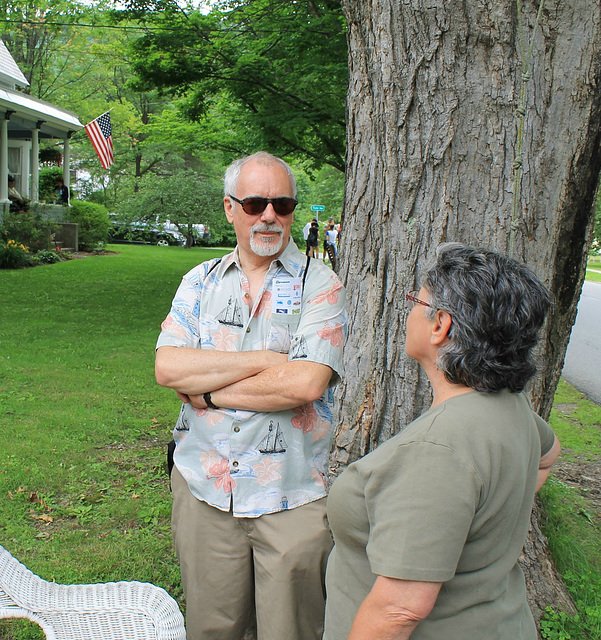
[332,0,601,627]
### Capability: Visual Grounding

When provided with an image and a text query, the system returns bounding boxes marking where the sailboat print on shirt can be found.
[216,296,243,327]
[290,335,309,359]
[175,410,190,432]
[258,420,287,453]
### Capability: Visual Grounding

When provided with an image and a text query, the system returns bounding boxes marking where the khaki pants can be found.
[171,466,332,640]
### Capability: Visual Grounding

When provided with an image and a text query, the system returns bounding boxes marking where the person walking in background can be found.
[303,217,317,243]
[307,220,319,257]
[323,243,560,640]
[326,223,338,258]
[322,222,329,260]
[155,152,346,640]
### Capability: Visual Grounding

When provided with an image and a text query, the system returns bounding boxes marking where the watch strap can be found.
[203,391,219,410]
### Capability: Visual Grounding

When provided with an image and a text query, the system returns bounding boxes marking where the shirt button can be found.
[232,461,239,467]
[244,293,250,299]
[233,426,240,433]
[246,326,251,333]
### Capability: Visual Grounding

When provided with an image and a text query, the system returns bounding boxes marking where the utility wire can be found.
[0,18,182,31]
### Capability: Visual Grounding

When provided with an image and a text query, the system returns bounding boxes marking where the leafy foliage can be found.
[69,201,111,250]
[0,239,35,268]
[117,169,230,246]
[39,167,64,203]
[34,248,71,264]
[120,0,347,171]
[0,209,58,252]
[0,0,87,99]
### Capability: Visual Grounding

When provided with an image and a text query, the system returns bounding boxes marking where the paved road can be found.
[562,280,601,404]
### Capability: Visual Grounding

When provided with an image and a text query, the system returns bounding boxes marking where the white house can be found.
[0,40,83,211]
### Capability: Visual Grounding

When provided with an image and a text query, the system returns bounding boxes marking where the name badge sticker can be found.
[272,276,302,315]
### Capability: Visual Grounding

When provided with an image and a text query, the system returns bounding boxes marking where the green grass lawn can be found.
[0,244,228,639]
[587,257,601,282]
[0,245,599,639]
[540,381,601,639]
[586,269,601,282]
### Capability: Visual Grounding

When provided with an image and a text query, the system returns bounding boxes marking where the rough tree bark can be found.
[331,0,601,627]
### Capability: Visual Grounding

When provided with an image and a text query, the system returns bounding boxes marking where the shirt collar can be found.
[219,239,304,278]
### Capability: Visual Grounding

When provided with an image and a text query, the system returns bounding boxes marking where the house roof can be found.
[0,87,83,138]
[0,40,29,89]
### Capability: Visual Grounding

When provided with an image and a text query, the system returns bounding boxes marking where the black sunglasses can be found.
[229,194,298,216]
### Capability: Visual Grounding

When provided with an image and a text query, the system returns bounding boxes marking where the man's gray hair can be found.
[422,242,552,393]
[223,152,297,197]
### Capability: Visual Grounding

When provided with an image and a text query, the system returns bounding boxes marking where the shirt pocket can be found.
[267,314,302,353]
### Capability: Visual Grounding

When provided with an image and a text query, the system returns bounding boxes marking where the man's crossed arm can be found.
[155,346,333,412]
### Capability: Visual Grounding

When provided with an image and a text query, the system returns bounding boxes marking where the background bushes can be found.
[68,201,110,251]
[39,167,64,203]
[0,239,35,268]
[0,209,58,252]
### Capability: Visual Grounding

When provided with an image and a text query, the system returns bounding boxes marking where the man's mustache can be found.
[251,224,283,236]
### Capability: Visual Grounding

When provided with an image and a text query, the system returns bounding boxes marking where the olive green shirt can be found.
[324,390,556,640]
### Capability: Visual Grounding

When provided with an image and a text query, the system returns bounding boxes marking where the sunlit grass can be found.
[540,379,601,639]
[1,245,600,639]
[0,244,228,639]
[585,269,601,282]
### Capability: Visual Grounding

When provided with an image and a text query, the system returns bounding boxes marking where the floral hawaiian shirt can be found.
[156,240,347,517]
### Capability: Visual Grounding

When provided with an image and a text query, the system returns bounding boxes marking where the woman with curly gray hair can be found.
[323,243,561,640]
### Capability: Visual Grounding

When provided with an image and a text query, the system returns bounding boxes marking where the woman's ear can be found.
[430,310,453,346]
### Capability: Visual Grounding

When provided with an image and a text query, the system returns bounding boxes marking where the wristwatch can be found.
[203,392,219,410]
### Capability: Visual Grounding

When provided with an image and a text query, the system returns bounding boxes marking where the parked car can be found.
[108,218,186,246]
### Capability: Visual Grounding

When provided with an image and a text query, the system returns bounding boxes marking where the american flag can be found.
[85,112,114,169]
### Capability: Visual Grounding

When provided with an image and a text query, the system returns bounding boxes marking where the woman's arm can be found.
[536,434,561,492]
[347,576,442,640]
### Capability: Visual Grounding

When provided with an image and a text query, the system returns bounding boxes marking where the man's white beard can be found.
[250,223,284,256]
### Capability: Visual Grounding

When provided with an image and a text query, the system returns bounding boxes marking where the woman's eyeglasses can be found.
[229,194,298,216]
[405,291,435,310]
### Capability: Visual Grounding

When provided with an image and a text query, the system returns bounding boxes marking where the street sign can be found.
[311,205,325,211]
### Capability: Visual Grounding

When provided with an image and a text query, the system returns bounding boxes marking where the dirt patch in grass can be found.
[70,250,119,258]
[550,394,601,522]
[553,458,601,518]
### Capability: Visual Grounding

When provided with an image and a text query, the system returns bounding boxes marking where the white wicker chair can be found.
[0,545,186,640]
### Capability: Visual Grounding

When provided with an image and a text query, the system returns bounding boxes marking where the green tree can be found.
[118,169,228,247]
[119,0,347,171]
[336,0,600,623]
[0,0,87,99]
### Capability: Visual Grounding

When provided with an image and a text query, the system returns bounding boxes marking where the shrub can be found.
[34,249,71,265]
[0,210,58,252]
[68,201,110,251]
[198,226,237,248]
[86,190,108,206]
[39,167,64,203]
[0,240,35,269]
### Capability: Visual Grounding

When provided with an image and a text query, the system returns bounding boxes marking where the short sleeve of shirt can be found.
[291,263,346,379]
[362,440,481,582]
[533,412,556,457]
[156,260,219,350]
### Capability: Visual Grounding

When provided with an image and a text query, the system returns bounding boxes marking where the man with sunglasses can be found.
[155,152,346,640]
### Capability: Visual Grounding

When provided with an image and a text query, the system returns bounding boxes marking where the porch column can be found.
[0,112,11,204]
[30,121,43,203]
[62,134,71,205]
